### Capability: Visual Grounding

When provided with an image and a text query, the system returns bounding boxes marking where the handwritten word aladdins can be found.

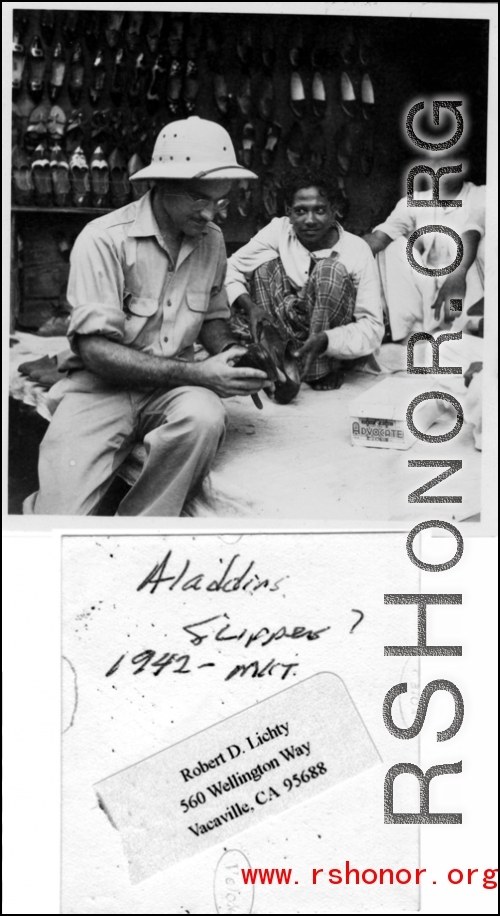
[137,550,288,595]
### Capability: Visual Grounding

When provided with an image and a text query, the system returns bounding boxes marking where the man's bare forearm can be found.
[362,229,393,256]
[77,334,203,389]
[199,318,238,355]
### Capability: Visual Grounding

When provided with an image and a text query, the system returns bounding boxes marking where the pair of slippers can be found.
[12,144,66,208]
[340,72,375,120]
[234,322,301,408]
[24,104,67,151]
[290,71,327,120]
[18,354,64,389]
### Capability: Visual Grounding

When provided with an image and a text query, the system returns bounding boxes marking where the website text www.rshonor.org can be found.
[239,865,498,889]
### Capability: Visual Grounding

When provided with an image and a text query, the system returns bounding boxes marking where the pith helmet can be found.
[129,116,258,181]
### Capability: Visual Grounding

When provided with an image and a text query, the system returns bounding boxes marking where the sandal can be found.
[28,35,45,103]
[25,103,50,152]
[50,144,71,207]
[49,42,66,102]
[90,146,110,208]
[234,324,301,406]
[31,144,52,206]
[47,105,66,142]
[69,146,90,207]
[184,59,199,114]
[167,59,183,117]
[147,54,168,110]
[12,145,34,205]
[109,148,130,208]
[129,52,148,103]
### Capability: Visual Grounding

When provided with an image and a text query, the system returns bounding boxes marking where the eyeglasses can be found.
[161,190,230,213]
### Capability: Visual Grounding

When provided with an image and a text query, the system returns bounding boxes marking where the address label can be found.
[94,673,380,884]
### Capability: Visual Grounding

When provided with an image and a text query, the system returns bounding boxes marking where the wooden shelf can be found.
[12,206,113,216]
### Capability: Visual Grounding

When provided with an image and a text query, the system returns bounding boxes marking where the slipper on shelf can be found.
[28,35,45,103]
[48,42,66,102]
[290,71,306,119]
[147,54,168,110]
[237,180,253,218]
[309,126,326,168]
[69,146,91,208]
[214,73,230,117]
[129,52,148,103]
[184,59,199,114]
[261,27,275,71]
[240,122,255,169]
[167,59,183,117]
[167,15,185,59]
[289,25,305,68]
[12,30,26,92]
[358,32,373,66]
[47,105,66,142]
[361,73,375,120]
[109,148,130,208]
[12,145,34,205]
[237,77,252,118]
[50,144,71,207]
[91,107,112,143]
[65,109,88,154]
[312,72,327,119]
[105,12,125,49]
[258,76,274,121]
[111,48,127,104]
[90,146,110,208]
[340,71,357,118]
[261,122,281,167]
[25,103,50,151]
[68,41,85,106]
[339,24,356,66]
[89,49,107,105]
[262,175,279,218]
[146,12,164,54]
[337,121,362,175]
[31,144,52,206]
[128,153,150,200]
[125,13,144,52]
[286,121,306,168]
[336,176,350,221]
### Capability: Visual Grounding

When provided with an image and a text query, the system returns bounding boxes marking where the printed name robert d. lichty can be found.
[180,722,289,783]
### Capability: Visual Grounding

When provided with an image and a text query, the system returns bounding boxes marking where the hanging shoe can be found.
[50,144,71,207]
[237,24,254,68]
[261,122,281,167]
[339,24,356,65]
[47,105,66,142]
[337,121,362,175]
[309,126,326,168]
[111,48,127,105]
[125,13,144,52]
[214,74,230,117]
[63,12,80,42]
[240,122,255,169]
[340,71,357,118]
[65,109,88,155]
[89,49,107,105]
[361,73,375,120]
[184,59,199,114]
[289,25,305,68]
[146,54,168,111]
[286,122,306,168]
[48,42,66,102]
[40,10,55,46]
[237,180,253,218]
[312,72,327,119]
[262,174,278,219]
[237,77,252,118]
[262,27,275,71]
[129,52,148,103]
[12,30,26,93]
[336,176,350,221]
[109,148,130,208]
[258,76,274,121]
[104,12,125,49]
[90,107,112,144]
[12,145,34,205]
[290,72,306,119]
[358,32,374,67]
[167,59,183,117]
[31,144,52,206]
[167,15,185,58]
[69,146,90,207]
[68,41,85,106]
[90,146,110,208]
[25,103,50,152]
[128,153,150,200]
[28,36,46,103]
[146,12,164,54]
[359,129,374,177]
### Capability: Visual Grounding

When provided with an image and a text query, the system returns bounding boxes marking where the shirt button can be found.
[164,336,169,343]
[167,299,172,307]
[168,265,174,272]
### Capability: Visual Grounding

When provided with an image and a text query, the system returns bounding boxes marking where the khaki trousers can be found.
[23,371,227,516]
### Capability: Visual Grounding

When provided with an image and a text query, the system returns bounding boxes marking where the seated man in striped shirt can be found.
[225,166,384,390]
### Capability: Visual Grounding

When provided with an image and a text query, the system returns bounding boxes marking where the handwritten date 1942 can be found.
[106,651,192,677]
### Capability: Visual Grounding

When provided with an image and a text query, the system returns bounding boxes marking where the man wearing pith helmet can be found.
[25,117,268,517]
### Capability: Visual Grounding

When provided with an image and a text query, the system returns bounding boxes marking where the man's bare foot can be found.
[309,369,345,390]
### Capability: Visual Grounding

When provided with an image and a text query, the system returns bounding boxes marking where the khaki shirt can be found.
[61,190,230,371]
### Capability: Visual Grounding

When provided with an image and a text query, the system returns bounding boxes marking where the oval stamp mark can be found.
[214,848,254,914]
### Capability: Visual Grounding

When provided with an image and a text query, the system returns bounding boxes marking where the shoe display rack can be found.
[11,9,401,332]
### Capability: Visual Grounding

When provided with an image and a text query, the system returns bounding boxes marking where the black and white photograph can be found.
[4,3,496,526]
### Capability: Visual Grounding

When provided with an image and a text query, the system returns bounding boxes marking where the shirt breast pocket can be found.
[123,296,159,345]
[186,290,209,313]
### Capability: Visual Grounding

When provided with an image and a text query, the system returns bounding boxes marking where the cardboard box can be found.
[349,377,443,450]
